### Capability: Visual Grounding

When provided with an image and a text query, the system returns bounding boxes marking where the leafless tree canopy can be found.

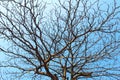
[0,0,120,80]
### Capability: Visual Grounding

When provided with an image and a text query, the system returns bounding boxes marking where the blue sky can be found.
[0,0,120,80]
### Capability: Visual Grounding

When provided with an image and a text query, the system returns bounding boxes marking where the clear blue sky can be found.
[0,0,120,80]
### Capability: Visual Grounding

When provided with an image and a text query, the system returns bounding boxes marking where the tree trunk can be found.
[51,74,59,80]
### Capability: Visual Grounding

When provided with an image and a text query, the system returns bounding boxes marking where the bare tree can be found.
[0,0,120,80]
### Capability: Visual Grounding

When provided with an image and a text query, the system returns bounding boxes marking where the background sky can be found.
[0,0,120,80]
